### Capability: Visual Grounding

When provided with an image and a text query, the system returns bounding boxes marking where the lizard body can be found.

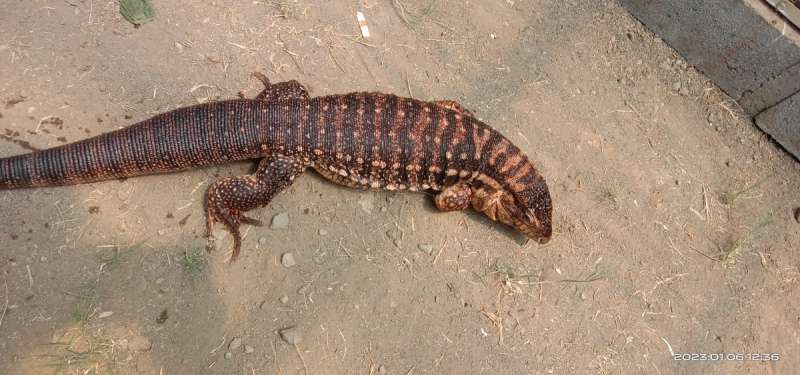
[0,78,552,259]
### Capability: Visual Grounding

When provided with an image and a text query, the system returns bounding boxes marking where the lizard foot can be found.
[252,72,310,102]
[434,182,473,212]
[205,155,306,261]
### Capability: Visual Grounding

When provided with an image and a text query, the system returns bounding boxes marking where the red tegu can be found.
[0,76,552,260]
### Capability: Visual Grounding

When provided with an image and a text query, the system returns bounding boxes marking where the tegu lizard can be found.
[0,75,552,260]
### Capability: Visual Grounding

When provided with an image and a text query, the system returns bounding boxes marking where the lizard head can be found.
[470,176,552,244]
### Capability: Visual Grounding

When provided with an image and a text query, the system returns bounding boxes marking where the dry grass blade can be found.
[484,259,538,285]
[97,241,146,270]
[71,283,96,324]
[483,259,608,290]
[716,214,774,266]
[560,268,608,284]
[38,332,114,372]
[277,34,305,74]
[0,280,7,330]
[719,174,773,205]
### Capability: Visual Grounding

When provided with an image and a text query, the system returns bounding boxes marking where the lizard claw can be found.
[240,215,263,226]
[251,71,271,89]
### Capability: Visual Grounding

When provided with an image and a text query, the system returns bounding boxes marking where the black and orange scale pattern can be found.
[0,81,551,260]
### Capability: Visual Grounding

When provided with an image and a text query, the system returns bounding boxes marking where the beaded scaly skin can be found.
[0,76,552,260]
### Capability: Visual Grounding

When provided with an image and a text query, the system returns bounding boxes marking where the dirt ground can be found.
[1,1,798,374]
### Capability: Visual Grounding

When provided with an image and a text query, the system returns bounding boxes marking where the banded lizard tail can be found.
[0,76,553,260]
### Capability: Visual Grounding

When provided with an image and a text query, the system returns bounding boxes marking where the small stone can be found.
[318,228,328,236]
[671,81,681,92]
[379,365,387,375]
[270,212,289,230]
[155,277,165,285]
[418,243,433,254]
[39,256,47,262]
[224,352,232,360]
[393,239,402,248]
[259,237,268,245]
[281,253,296,267]
[707,112,719,124]
[156,309,168,324]
[229,337,242,350]
[129,335,152,351]
[279,295,289,304]
[279,326,303,344]
[98,311,113,319]
[244,345,255,354]
[794,207,800,224]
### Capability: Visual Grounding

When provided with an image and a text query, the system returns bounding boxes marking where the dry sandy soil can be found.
[1,1,799,374]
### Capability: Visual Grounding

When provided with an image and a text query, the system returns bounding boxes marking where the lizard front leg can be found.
[205,155,307,261]
[434,182,473,211]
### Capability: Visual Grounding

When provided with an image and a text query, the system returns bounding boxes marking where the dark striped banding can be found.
[1,100,264,188]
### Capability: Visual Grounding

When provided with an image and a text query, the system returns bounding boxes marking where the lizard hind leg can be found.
[434,182,473,212]
[205,155,307,261]
[252,72,310,102]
